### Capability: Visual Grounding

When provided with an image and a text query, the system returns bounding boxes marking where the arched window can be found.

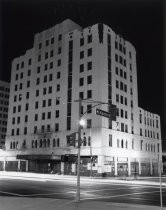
[125,141,128,149]
[10,142,12,149]
[57,138,60,147]
[121,140,124,148]
[117,139,119,148]
[53,138,56,147]
[35,140,37,148]
[43,139,46,147]
[32,140,34,148]
[47,139,50,147]
[40,139,42,148]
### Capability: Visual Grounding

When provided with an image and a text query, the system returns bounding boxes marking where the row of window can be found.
[80,61,92,72]
[80,48,92,59]
[15,70,31,80]
[0,100,9,105]
[116,108,128,119]
[0,86,9,92]
[0,107,8,112]
[115,67,127,79]
[0,113,8,119]
[116,80,127,92]
[0,93,9,98]
[0,127,7,132]
[116,95,128,106]
[16,58,32,70]
[0,120,7,125]
[139,114,159,128]
[79,75,92,86]
[115,54,126,67]
[140,128,159,139]
[38,34,62,50]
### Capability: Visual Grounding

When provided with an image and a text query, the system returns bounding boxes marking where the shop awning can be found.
[17,154,61,160]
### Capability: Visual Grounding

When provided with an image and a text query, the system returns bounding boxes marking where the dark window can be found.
[87,90,92,98]
[44,75,47,83]
[55,123,59,132]
[27,70,31,76]
[24,127,27,135]
[57,72,61,79]
[58,34,62,41]
[39,43,42,49]
[47,112,51,119]
[80,51,84,59]
[43,88,46,95]
[45,52,48,59]
[46,40,49,46]
[80,37,84,46]
[56,84,60,92]
[57,59,61,66]
[87,61,92,70]
[36,90,39,97]
[116,80,119,89]
[50,50,54,57]
[56,97,60,105]
[79,78,84,86]
[79,92,84,99]
[51,37,54,44]
[42,113,45,120]
[48,86,52,94]
[42,100,46,107]
[25,103,29,111]
[37,66,40,73]
[28,59,32,65]
[38,55,41,62]
[49,74,53,81]
[48,99,52,106]
[87,75,92,84]
[80,64,84,73]
[55,110,59,118]
[35,114,38,121]
[87,104,92,114]
[87,48,92,56]
[115,41,118,49]
[88,34,92,43]
[21,62,24,68]
[26,92,29,99]
[115,54,118,62]
[58,47,61,54]
[35,101,38,109]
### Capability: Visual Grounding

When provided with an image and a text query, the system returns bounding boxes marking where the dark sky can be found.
[0,0,166,148]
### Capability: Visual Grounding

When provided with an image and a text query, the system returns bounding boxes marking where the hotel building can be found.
[1,19,162,176]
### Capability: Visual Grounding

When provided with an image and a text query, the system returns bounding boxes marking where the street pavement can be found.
[0,171,166,210]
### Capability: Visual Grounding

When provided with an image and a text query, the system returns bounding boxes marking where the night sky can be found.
[0,0,165,148]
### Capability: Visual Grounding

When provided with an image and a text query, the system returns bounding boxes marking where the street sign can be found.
[96,108,111,118]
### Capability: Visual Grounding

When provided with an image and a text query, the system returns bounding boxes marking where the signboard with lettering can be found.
[96,108,111,118]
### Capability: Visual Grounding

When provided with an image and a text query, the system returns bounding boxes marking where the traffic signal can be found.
[66,132,76,146]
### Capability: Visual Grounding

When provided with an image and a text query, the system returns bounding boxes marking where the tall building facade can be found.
[0,80,10,148]
[1,19,162,176]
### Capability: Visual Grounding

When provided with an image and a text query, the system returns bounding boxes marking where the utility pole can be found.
[76,98,82,202]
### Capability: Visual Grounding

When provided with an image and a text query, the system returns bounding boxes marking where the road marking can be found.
[80,190,161,201]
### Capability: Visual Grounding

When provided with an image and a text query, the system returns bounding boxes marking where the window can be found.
[116,80,119,89]
[16,63,19,70]
[49,74,53,81]
[50,37,54,44]
[56,84,60,92]
[42,113,45,120]
[117,139,120,148]
[38,55,41,62]
[87,90,92,98]
[116,94,119,102]
[43,88,46,95]
[132,139,134,149]
[87,75,92,84]
[79,92,84,99]
[16,128,19,135]
[25,115,28,122]
[120,95,123,104]
[13,106,16,113]
[79,78,84,86]
[80,51,84,59]
[87,48,92,56]
[57,72,61,79]
[58,47,61,54]
[56,97,60,105]
[19,83,22,90]
[37,66,40,73]
[28,59,32,65]
[87,119,92,128]
[17,116,20,124]
[57,59,61,66]
[21,62,24,68]
[44,75,47,83]
[55,110,59,118]
[121,123,124,132]
[39,43,42,49]
[48,86,52,94]
[108,134,112,147]
[35,114,38,121]
[45,52,48,59]
[25,103,29,111]
[18,105,21,112]
[58,34,62,41]
[46,40,49,46]
[80,64,84,73]
[88,34,92,43]
[28,70,31,76]
[36,90,39,97]
[47,112,51,119]
[121,109,124,118]
[12,117,15,124]
[80,37,84,46]
[24,127,27,135]
[50,50,54,57]
[49,62,53,69]
[20,72,23,79]
[87,104,92,114]
[55,123,59,132]
[48,99,52,106]
[115,54,118,62]
[42,100,46,107]
[87,61,92,70]
[36,78,40,85]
